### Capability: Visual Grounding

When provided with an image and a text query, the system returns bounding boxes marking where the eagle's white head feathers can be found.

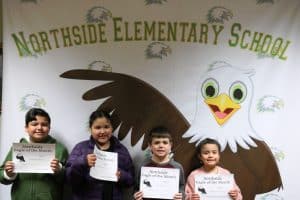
[183,62,262,153]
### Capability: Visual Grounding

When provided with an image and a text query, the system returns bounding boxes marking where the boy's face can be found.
[25,115,50,143]
[149,137,172,161]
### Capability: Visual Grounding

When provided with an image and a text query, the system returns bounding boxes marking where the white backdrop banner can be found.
[1,0,299,199]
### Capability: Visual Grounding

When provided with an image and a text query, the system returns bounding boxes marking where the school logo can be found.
[19,94,46,111]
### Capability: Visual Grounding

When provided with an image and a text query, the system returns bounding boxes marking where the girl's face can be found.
[25,115,50,143]
[199,143,220,168]
[90,117,113,146]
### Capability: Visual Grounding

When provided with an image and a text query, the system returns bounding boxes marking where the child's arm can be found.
[86,153,97,167]
[173,192,183,200]
[184,171,201,200]
[117,148,135,186]
[185,193,200,200]
[229,189,242,200]
[4,161,16,178]
[0,149,17,185]
[177,163,186,199]
[51,142,69,185]
[229,176,243,200]
[50,158,61,173]
[133,161,144,200]
[65,144,90,187]
[133,191,143,200]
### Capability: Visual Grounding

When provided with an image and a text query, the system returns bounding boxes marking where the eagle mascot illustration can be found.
[60,62,282,199]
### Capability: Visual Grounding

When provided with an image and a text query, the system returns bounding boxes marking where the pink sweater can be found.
[185,166,242,200]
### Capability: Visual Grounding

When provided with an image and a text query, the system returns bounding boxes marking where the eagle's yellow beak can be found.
[205,93,240,126]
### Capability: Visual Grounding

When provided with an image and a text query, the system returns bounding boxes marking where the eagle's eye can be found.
[229,81,247,104]
[201,78,219,99]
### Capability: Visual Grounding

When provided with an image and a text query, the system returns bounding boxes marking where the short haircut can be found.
[196,138,221,154]
[25,108,51,126]
[89,109,112,128]
[148,126,172,144]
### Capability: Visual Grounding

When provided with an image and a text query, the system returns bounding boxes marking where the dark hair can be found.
[148,126,172,144]
[89,110,112,128]
[196,138,221,154]
[25,108,51,126]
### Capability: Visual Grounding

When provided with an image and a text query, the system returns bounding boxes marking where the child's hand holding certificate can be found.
[140,166,180,199]
[12,143,55,173]
[89,146,118,182]
[194,174,234,200]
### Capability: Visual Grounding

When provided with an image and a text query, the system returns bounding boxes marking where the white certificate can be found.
[140,166,180,199]
[90,147,118,182]
[12,143,55,173]
[194,174,234,200]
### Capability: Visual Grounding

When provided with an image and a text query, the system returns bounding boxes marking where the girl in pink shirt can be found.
[185,138,242,200]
